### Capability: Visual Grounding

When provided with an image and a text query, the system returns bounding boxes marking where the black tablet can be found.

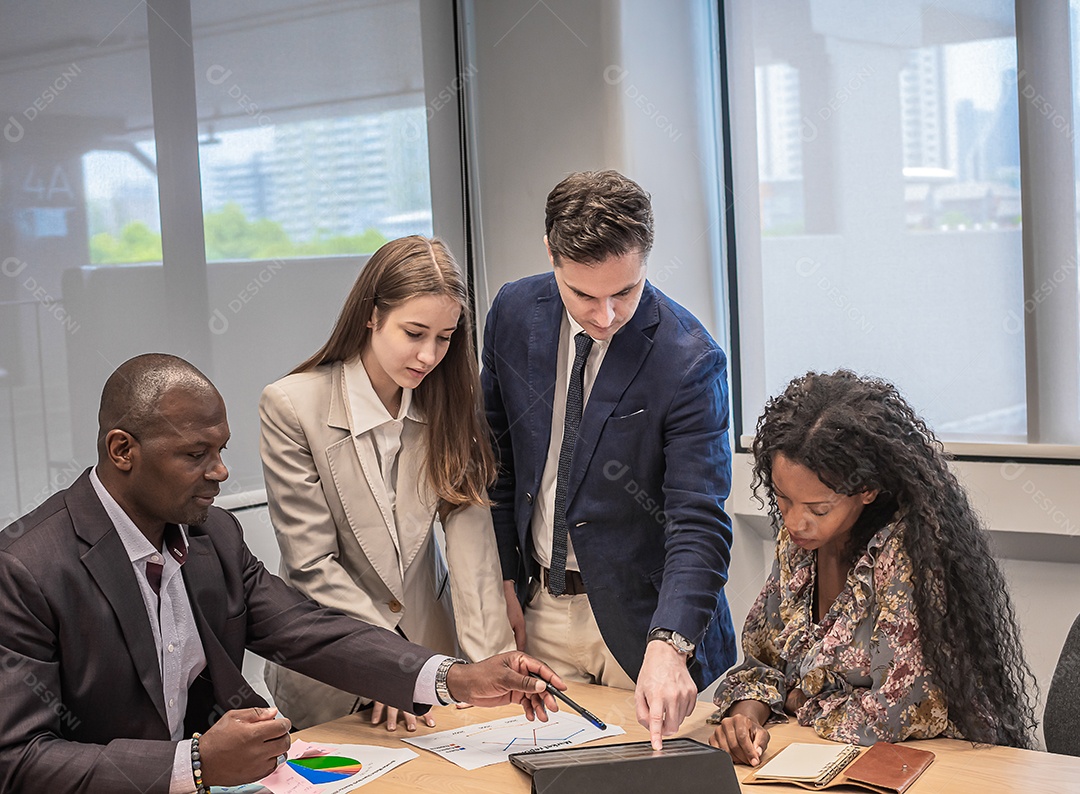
[509,737,716,773]
[509,738,742,794]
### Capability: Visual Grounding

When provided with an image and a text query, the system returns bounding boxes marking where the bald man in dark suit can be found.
[0,353,561,794]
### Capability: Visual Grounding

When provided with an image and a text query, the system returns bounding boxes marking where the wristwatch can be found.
[434,657,469,705]
[647,628,695,657]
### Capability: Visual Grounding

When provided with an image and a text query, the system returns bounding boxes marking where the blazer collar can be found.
[88,467,191,564]
[181,527,269,712]
[68,471,170,731]
[525,277,660,506]
[562,281,660,506]
[526,279,566,479]
[325,361,431,599]
[327,361,351,431]
[341,355,421,435]
[328,358,424,436]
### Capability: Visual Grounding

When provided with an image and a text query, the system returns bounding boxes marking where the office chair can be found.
[1044,612,1080,756]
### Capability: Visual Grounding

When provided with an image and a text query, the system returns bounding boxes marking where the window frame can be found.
[718,0,1080,462]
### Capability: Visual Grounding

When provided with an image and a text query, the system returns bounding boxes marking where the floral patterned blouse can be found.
[710,522,965,745]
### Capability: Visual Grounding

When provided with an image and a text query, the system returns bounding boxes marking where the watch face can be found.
[673,637,694,654]
[650,629,694,654]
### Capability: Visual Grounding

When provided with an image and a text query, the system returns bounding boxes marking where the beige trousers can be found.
[523,580,636,690]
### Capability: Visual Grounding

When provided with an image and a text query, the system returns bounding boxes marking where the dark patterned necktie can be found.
[549,331,593,595]
[146,560,163,596]
[146,524,187,595]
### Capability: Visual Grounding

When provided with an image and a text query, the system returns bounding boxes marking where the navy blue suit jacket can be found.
[481,273,736,687]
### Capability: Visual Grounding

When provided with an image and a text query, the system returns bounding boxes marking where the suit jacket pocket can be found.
[608,407,648,422]
[220,609,248,650]
[648,566,664,591]
[599,409,652,482]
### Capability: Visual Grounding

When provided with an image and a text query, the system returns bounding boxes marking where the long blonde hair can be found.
[294,236,495,507]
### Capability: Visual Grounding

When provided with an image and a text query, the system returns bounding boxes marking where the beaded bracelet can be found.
[191,732,207,794]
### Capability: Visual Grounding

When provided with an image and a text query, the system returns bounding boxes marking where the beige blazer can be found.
[259,361,513,728]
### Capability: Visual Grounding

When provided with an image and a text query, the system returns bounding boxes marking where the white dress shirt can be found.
[531,311,610,571]
[89,468,208,793]
[341,358,453,703]
[342,356,426,566]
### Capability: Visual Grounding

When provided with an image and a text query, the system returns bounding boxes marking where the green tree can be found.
[89,221,163,264]
[90,203,392,264]
[206,203,298,259]
[294,228,388,256]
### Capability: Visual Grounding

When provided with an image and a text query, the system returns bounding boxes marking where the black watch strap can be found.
[647,627,695,656]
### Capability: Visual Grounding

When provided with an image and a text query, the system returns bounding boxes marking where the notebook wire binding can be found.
[814,744,862,787]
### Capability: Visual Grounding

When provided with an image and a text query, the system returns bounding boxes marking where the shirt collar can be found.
[565,310,611,352]
[342,356,422,437]
[89,466,190,564]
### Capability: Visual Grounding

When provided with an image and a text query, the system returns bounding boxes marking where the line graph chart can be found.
[404,713,623,770]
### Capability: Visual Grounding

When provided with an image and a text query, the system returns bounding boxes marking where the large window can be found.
[725,1,1079,450]
[191,1,435,262]
[196,110,431,261]
[0,0,463,522]
[0,0,162,519]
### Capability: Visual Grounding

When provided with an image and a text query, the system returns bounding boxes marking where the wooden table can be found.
[297,682,1080,793]
[755,722,1080,793]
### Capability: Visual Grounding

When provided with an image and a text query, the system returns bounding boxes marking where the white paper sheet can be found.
[212,740,417,794]
[403,713,625,771]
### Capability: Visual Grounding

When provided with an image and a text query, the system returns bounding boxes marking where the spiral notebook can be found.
[745,741,934,794]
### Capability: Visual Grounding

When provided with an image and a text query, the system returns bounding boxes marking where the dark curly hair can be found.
[751,370,1036,749]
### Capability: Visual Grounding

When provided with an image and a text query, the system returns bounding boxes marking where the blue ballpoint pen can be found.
[529,673,607,730]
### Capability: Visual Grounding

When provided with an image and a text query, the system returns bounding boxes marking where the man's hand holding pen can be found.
[444,652,565,721]
[528,673,608,730]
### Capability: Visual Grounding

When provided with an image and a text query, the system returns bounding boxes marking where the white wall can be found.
[463,0,725,341]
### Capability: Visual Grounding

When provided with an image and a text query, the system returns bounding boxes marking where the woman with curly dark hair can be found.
[709,370,1036,765]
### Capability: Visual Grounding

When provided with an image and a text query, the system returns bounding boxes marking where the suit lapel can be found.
[328,361,405,599]
[528,283,563,482]
[70,475,169,731]
[183,532,267,711]
[568,285,659,504]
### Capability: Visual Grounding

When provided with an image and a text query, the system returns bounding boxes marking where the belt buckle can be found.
[544,567,585,596]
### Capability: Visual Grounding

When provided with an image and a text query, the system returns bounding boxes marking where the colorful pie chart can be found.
[286,755,363,785]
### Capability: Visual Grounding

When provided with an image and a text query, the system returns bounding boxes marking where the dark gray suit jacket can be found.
[0,471,435,794]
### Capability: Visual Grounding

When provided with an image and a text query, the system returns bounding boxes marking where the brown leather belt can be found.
[541,566,587,596]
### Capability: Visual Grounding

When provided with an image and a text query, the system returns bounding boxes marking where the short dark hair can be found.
[98,353,216,450]
[545,170,654,265]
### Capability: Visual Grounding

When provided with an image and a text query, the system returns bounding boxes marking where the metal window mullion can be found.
[420,0,467,266]
[146,0,212,371]
[453,0,491,353]
[1016,0,1080,444]
[720,0,764,447]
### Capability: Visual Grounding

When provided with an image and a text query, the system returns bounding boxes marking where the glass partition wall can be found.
[0,0,464,520]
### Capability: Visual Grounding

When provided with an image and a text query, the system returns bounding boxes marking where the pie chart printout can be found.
[286,755,363,785]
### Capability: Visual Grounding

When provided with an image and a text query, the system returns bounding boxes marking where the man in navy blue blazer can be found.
[481,170,736,748]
